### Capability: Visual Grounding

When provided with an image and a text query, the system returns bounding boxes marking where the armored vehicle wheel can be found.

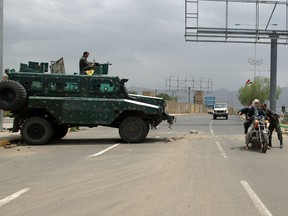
[0,80,27,111]
[21,117,53,145]
[119,116,149,143]
[53,124,69,140]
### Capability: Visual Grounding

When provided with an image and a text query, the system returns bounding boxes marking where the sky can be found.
[3,0,288,92]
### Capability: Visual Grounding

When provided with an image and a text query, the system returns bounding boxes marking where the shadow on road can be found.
[230,145,271,154]
[45,137,171,146]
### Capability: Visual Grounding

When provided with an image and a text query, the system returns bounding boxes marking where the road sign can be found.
[205,96,215,108]
[205,96,215,101]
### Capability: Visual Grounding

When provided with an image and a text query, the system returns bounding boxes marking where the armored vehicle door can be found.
[61,77,120,124]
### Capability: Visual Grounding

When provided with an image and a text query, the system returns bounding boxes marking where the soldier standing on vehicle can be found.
[262,103,283,148]
[79,51,99,75]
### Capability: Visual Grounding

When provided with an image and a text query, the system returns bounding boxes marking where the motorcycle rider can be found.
[238,99,267,150]
[262,103,283,148]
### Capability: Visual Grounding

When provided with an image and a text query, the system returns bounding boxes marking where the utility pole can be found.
[0,0,3,130]
[188,87,191,103]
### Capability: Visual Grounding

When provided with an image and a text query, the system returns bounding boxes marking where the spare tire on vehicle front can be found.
[0,80,27,111]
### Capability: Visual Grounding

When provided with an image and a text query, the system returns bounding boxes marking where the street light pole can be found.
[247,44,263,80]
[0,0,3,130]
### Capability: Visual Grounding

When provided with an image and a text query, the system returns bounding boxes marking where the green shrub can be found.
[281,113,288,124]
[3,111,10,117]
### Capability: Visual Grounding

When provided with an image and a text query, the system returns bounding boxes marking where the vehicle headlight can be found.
[254,120,259,129]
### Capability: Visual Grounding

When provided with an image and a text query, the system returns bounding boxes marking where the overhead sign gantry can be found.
[185,0,288,111]
[185,0,288,44]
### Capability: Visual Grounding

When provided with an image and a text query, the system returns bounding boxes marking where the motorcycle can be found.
[248,116,270,153]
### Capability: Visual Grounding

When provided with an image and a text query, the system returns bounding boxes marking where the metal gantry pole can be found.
[0,0,3,130]
[270,37,278,112]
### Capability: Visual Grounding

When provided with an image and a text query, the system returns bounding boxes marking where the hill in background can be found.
[128,86,288,114]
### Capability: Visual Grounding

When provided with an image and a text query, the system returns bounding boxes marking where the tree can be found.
[156,93,176,101]
[238,76,281,106]
[128,90,138,94]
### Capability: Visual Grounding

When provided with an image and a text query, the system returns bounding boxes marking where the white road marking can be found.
[210,120,214,135]
[0,188,30,208]
[241,181,273,216]
[88,144,120,158]
[216,141,227,158]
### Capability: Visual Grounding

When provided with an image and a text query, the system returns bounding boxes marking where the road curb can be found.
[0,131,22,147]
[0,138,22,147]
[0,140,11,146]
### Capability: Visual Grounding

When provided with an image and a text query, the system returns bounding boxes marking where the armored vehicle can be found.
[0,62,174,144]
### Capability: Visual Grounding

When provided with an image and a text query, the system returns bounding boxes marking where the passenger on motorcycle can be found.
[238,99,267,150]
[242,100,253,134]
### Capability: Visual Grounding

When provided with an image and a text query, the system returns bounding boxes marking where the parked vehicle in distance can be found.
[213,103,228,120]
[0,62,174,145]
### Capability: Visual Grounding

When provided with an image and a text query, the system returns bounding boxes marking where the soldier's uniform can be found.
[79,51,98,75]
[79,56,93,75]
[263,105,283,148]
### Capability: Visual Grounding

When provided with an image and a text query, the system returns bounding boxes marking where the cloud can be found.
[3,0,288,92]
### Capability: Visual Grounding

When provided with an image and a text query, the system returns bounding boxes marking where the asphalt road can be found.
[0,114,287,216]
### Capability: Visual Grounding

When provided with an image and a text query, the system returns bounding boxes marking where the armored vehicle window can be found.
[90,79,115,93]
[49,77,80,92]
[18,77,43,91]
